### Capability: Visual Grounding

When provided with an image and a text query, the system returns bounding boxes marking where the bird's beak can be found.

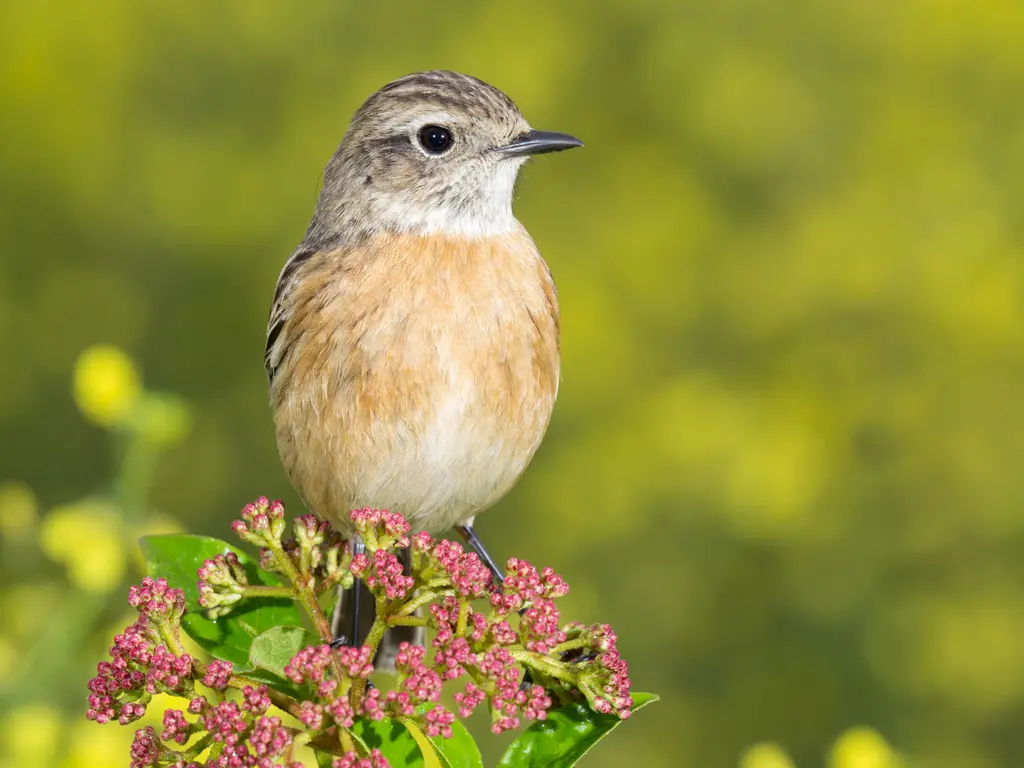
[495,129,583,157]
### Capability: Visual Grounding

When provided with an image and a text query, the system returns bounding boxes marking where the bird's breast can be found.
[273,227,560,532]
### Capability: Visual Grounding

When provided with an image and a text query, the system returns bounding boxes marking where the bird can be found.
[264,70,581,662]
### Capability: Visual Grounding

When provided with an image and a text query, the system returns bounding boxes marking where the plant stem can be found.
[509,650,577,685]
[265,538,334,643]
[226,673,302,720]
[350,616,388,709]
[309,730,346,757]
[552,638,589,655]
[395,589,445,617]
[183,732,214,760]
[240,585,296,600]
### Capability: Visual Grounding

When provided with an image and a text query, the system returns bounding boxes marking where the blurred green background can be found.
[2,1,1024,766]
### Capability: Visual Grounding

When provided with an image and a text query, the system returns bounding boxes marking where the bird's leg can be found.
[329,583,347,648]
[349,537,366,644]
[455,523,505,584]
[330,536,366,649]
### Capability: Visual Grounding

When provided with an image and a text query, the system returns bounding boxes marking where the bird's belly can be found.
[271,229,560,535]
[312,347,555,533]
[348,377,547,531]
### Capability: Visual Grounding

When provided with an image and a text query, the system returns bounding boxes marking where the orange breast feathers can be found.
[268,227,561,533]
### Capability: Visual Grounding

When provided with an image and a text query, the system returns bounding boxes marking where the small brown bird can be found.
[265,70,580,659]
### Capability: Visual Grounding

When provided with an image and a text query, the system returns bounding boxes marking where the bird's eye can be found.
[417,125,453,155]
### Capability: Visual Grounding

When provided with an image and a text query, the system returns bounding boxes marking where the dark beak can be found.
[495,129,583,157]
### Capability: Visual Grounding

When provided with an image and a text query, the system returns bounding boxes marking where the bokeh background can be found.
[2,1,1024,766]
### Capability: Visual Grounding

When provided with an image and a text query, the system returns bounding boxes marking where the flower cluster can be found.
[87,577,192,726]
[88,576,302,766]
[87,498,634,767]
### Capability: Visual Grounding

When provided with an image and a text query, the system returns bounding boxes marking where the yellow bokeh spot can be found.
[829,727,902,768]
[740,742,797,768]
[72,344,141,427]
[0,480,38,537]
[0,635,16,682]
[63,718,133,768]
[39,500,126,593]
[2,702,62,765]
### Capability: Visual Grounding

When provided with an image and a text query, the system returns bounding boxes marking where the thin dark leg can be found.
[349,537,365,645]
[455,523,505,584]
[330,536,366,649]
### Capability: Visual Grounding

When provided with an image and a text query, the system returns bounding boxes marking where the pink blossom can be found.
[249,715,293,757]
[200,700,247,743]
[453,682,487,718]
[242,684,271,714]
[127,577,186,621]
[424,705,456,738]
[202,659,233,690]
[284,644,333,685]
[161,708,190,744]
[349,508,411,546]
[328,696,355,728]
[333,748,391,768]
[298,700,324,729]
[431,539,492,598]
[360,549,414,599]
[129,726,159,768]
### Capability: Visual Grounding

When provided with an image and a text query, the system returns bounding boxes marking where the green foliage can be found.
[416,709,484,768]
[248,626,319,681]
[498,694,659,768]
[139,534,305,666]
[351,717,430,767]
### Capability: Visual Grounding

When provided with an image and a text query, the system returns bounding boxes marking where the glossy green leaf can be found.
[410,705,483,768]
[400,719,446,768]
[498,693,659,768]
[249,625,317,679]
[139,534,306,667]
[246,625,319,698]
[351,716,427,767]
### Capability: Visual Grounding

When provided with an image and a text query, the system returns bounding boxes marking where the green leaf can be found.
[497,693,659,768]
[351,716,427,767]
[246,625,319,699]
[249,625,318,679]
[410,705,483,768]
[139,534,306,667]
[400,720,446,768]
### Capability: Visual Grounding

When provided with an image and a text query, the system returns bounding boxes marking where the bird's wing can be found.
[265,244,319,384]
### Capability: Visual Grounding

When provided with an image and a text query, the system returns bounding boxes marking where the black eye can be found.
[417,125,453,154]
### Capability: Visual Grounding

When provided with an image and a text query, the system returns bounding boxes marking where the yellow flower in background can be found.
[829,727,902,768]
[72,344,141,427]
[39,500,126,593]
[740,742,797,768]
[0,480,38,538]
[2,702,62,765]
